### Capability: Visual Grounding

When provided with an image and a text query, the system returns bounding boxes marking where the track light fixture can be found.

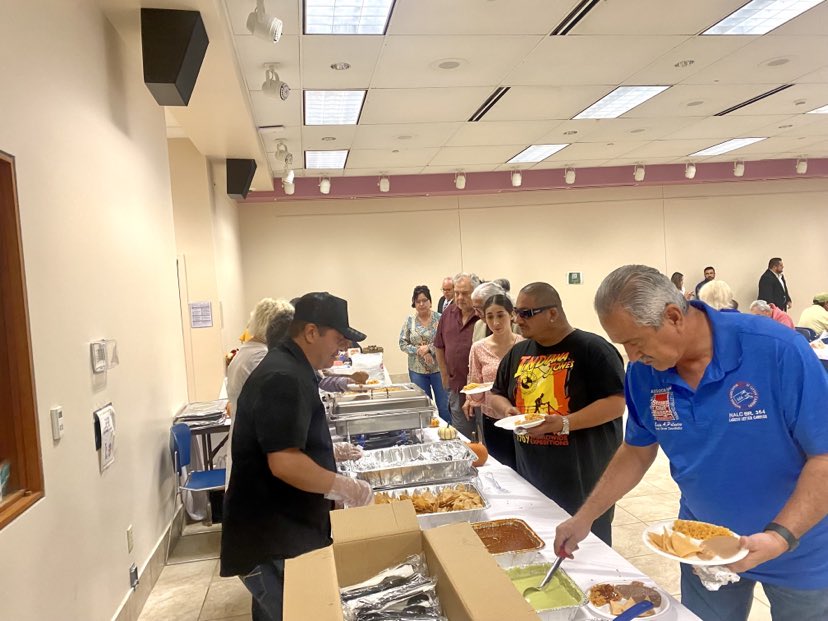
[262,64,289,100]
[247,0,283,43]
[455,172,466,190]
[284,168,295,184]
[685,162,696,179]
[564,167,576,185]
[283,152,294,184]
[633,164,645,182]
[319,177,331,194]
[511,170,522,187]
[378,176,390,193]
[283,180,295,195]
[734,161,745,177]
[796,157,808,174]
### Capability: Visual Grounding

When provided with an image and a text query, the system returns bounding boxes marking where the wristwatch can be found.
[558,416,570,435]
[764,522,799,552]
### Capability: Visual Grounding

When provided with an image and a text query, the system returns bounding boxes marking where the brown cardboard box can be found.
[283,501,539,621]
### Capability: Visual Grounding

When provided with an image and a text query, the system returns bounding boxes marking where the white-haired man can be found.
[555,265,828,621]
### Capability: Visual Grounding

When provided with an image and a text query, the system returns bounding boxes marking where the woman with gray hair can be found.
[698,280,738,311]
[471,281,505,341]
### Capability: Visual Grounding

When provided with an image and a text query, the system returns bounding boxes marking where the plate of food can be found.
[461,382,494,395]
[494,412,545,431]
[642,519,747,566]
[586,581,669,619]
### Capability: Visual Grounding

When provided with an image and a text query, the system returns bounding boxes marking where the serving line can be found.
[420,427,700,620]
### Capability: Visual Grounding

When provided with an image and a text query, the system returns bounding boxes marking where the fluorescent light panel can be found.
[574,86,669,119]
[704,0,825,35]
[305,150,349,169]
[690,138,766,157]
[507,144,569,164]
[304,0,395,35]
[807,104,828,114]
[304,90,366,125]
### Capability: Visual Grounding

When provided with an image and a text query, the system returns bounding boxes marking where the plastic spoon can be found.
[521,550,565,598]
[613,600,655,620]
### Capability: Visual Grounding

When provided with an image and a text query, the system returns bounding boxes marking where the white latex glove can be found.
[324,474,374,507]
[333,442,363,462]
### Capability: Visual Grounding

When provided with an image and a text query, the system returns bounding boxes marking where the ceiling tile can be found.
[504,36,685,86]
[429,145,526,167]
[234,35,301,93]
[342,167,424,177]
[624,84,778,118]
[351,123,462,149]
[539,117,700,142]
[753,114,828,139]
[360,87,494,124]
[621,139,724,159]
[301,36,384,89]
[445,121,560,147]
[300,125,358,150]
[347,148,440,168]
[662,115,791,140]
[482,85,613,122]
[570,0,745,35]
[528,158,610,171]
[388,0,574,35]
[370,35,541,88]
[529,141,646,164]
[250,90,302,127]
[423,164,504,174]
[726,83,828,116]
[766,1,828,36]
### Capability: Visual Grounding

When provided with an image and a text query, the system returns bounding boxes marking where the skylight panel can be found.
[507,144,570,164]
[806,104,828,114]
[304,0,395,35]
[305,150,349,169]
[573,86,669,120]
[304,90,366,125]
[704,0,825,35]
[690,138,766,157]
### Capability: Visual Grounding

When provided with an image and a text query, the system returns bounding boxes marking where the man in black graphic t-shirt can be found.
[490,282,625,545]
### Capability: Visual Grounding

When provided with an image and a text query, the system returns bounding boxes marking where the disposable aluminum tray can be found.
[339,440,477,489]
[374,481,490,528]
[331,407,434,435]
[505,564,586,621]
[471,518,546,568]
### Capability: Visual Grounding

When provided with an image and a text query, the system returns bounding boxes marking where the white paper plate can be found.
[493,416,544,431]
[460,382,494,395]
[642,520,748,566]
[586,582,670,619]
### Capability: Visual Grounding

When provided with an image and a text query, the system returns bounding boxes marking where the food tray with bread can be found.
[339,440,478,489]
[471,518,546,567]
[373,481,490,528]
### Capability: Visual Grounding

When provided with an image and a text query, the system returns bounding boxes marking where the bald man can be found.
[488,282,626,544]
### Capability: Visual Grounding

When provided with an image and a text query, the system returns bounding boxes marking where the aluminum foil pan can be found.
[339,440,477,489]
[505,564,586,621]
[471,518,546,568]
[374,481,490,528]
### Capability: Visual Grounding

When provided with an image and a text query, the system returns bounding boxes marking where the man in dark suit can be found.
[437,276,454,313]
[758,257,792,310]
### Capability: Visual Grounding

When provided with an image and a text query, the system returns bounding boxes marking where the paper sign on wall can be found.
[189,301,213,328]
[93,404,116,473]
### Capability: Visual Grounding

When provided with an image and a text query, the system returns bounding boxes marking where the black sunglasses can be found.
[514,305,556,319]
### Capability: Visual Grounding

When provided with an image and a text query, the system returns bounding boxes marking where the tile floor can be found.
[138,449,772,621]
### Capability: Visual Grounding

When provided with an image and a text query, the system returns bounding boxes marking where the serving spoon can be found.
[521,550,566,598]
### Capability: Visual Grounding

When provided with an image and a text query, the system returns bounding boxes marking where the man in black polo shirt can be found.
[220,292,373,621]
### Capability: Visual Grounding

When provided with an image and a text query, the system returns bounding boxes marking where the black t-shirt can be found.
[491,329,624,514]
[220,340,336,576]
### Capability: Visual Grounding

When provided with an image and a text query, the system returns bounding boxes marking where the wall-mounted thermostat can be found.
[568,272,583,285]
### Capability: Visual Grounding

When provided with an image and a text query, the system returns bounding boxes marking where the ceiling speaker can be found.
[227,159,257,199]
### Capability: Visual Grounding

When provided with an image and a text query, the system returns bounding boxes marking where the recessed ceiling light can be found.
[778,124,794,129]
[674,59,695,68]
[573,86,670,119]
[794,98,807,106]
[704,0,825,35]
[563,130,578,136]
[686,100,705,107]
[304,90,366,125]
[438,60,461,70]
[690,137,766,157]
[330,62,351,71]
[321,136,337,141]
[507,144,570,164]
[807,104,828,114]
[305,149,349,169]
[630,128,646,134]
[764,57,790,67]
[304,0,395,35]
[392,149,400,153]
[397,135,413,140]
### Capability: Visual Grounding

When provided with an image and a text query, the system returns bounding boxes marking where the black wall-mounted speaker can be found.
[141,9,209,106]
[226,159,257,199]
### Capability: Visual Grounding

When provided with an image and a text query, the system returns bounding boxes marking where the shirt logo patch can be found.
[650,388,678,422]
[729,382,759,409]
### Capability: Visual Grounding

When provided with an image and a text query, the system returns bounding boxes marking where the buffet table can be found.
[417,427,701,620]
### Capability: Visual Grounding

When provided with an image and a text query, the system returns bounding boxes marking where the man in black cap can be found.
[220,292,372,621]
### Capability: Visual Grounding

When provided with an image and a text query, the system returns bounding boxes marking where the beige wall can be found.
[0,3,187,620]
[239,179,828,375]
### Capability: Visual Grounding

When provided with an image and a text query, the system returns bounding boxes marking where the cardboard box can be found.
[284,501,539,621]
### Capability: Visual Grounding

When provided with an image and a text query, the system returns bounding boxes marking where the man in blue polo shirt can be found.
[554,265,828,621]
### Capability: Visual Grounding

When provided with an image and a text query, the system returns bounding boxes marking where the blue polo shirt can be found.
[625,302,828,589]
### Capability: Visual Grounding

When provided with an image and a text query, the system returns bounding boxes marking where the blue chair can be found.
[170,423,226,522]
[795,327,818,342]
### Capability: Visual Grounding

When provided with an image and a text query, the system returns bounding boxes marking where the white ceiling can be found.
[213,0,828,181]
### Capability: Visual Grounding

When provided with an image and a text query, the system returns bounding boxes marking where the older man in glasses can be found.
[488,282,625,545]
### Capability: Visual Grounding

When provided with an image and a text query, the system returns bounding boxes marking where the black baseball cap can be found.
[293,292,367,342]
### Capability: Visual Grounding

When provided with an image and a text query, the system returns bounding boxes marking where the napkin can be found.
[693,565,741,591]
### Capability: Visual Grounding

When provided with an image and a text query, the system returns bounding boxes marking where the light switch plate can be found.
[90,341,107,374]
[50,406,64,440]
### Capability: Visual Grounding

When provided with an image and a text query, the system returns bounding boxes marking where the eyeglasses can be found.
[514,305,556,319]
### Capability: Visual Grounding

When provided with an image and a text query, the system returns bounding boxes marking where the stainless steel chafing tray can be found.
[329,383,434,435]
[331,407,434,436]
[339,440,477,489]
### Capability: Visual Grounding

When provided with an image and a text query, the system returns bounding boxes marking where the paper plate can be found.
[493,416,544,432]
[642,520,748,566]
[460,382,494,395]
[586,582,670,619]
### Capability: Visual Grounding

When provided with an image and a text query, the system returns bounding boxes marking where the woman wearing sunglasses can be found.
[462,294,523,468]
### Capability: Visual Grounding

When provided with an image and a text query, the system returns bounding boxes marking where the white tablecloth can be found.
[421,428,700,620]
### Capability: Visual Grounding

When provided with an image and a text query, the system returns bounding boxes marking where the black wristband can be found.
[764,521,799,552]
